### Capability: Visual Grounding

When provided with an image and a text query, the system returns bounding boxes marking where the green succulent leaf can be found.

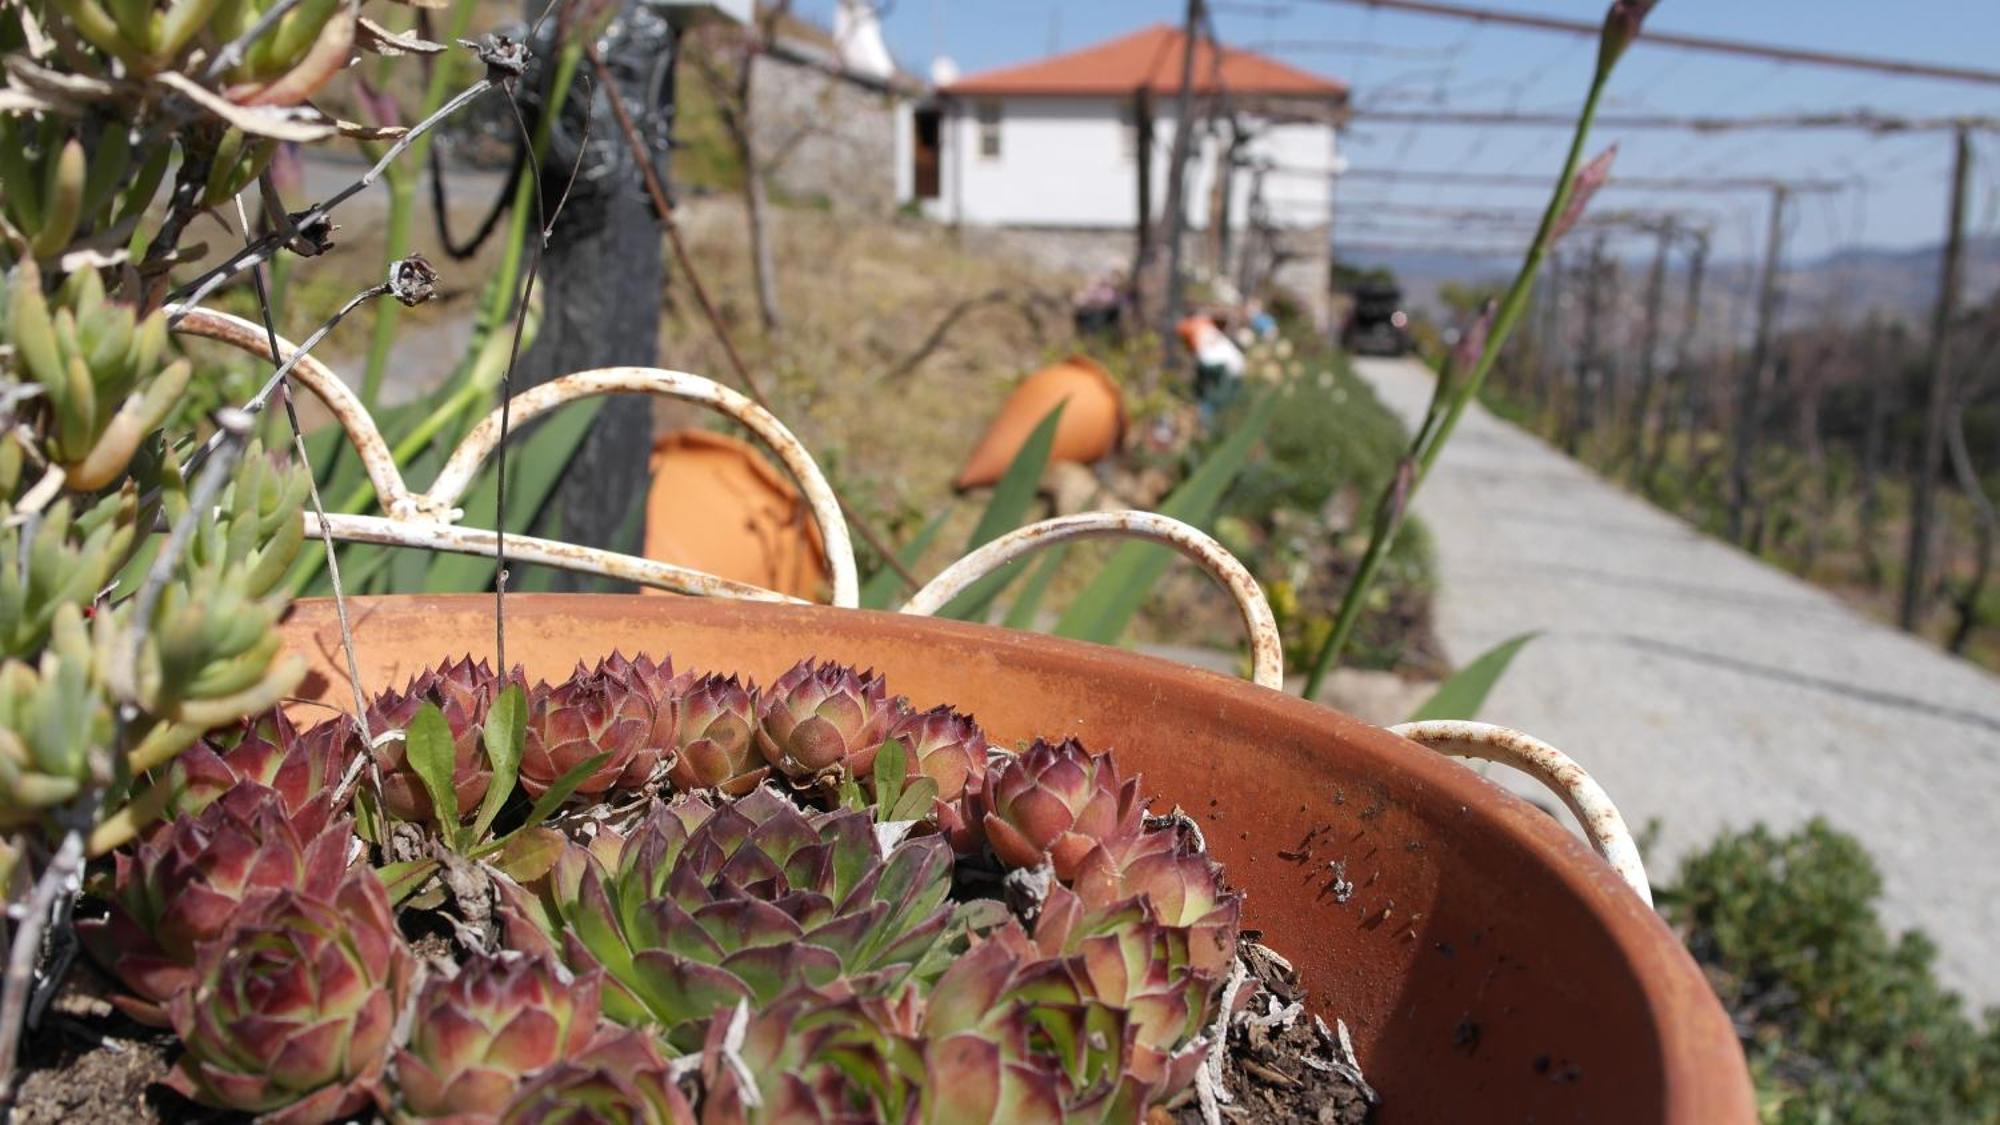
[471,682,526,842]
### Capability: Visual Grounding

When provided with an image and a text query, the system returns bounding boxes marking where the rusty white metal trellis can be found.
[174,308,1650,898]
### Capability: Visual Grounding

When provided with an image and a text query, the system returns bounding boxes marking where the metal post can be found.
[1900,125,1973,630]
[1728,184,1788,544]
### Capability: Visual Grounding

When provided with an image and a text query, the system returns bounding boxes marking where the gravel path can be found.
[1353,355,2000,1004]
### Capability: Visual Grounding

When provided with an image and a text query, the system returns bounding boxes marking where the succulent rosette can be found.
[171,708,352,825]
[367,656,509,823]
[970,739,1145,880]
[394,953,604,1121]
[1030,884,1219,1095]
[663,673,765,795]
[698,989,920,1124]
[513,788,953,1046]
[755,659,899,786]
[1073,827,1242,976]
[888,705,988,802]
[521,659,668,798]
[167,869,412,1124]
[80,780,350,1024]
[496,1027,694,1125]
[595,651,685,749]
[921,928,1149,1123]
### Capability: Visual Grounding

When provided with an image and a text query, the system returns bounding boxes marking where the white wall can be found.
[915,94,1335,233]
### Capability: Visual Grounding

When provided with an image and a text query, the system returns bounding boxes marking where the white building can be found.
[902,24,1347,302]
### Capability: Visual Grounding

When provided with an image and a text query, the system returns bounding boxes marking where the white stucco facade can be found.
[909,95,1336,234]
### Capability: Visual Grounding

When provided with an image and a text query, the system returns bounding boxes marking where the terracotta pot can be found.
[642,429,829,600]
[278,594,1752,1123]
[954,356,1125,490]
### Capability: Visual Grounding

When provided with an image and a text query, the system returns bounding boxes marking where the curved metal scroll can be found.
[899,510,1285,691]
[174,308,859,606]
[1388,720,1651,903]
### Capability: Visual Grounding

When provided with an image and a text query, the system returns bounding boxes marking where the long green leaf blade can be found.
[937,404,1066,622]
[1001,543,1068,630]
[1405,632,1538,723]
[860,510,948,610]
[1054,390,1280,643]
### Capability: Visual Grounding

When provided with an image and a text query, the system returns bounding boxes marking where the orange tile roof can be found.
[944,24,1347,99]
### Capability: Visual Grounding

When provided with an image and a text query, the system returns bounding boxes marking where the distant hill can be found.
[1339,233,2000,337]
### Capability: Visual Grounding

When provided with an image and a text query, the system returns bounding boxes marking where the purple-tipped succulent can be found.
[1074,827,1242,976]
[1032,884,1220,1096]
[970,738,1145,880]
[171,709,353,826]
[367,656,508,823]
[394,953,604,1120]
[699,988,919,1123]
[521,659,669,798]
[496,1026,694,1125]
[166,869,412,1124]
[664,673,765,795]
[80,781,350,1025]
[888,705,988,802]
[755,659,899,786]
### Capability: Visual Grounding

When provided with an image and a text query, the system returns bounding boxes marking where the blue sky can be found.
[796,1,2000,264]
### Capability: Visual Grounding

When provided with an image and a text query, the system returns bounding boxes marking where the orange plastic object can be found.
[642,429,829,600]
[954,356,1125,490]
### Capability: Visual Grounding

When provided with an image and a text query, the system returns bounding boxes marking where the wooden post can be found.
[1132,86,1154,298]
[1899,125,1973,630]
[1650,228,1706,486]
[1628,219,1673,473]
[1536,249,1563,422]
[1567,234,1608,455]
[1158,0,1204,346]
[1728,184,1789,544]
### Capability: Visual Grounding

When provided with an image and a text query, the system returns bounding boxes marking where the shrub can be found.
[1656,819,2000,1123]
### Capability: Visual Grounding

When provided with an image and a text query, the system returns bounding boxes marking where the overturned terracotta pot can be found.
[955,356,1125,490]
[642,429,829,601]
[279,594,1752,1123]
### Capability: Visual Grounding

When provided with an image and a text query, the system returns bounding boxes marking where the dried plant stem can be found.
[166,77,496,319]
[582,41,922,593]
[0,826,84,1113]
[229,195,379,778]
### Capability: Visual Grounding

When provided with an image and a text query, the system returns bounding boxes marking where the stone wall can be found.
[748,53,901,214]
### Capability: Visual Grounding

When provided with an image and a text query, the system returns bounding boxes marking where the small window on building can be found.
[1120,106,1139,162]
[976,100,1002,159]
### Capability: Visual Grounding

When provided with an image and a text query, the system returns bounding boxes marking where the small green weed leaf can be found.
[471,683,527,842]
[405,703,463,849]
